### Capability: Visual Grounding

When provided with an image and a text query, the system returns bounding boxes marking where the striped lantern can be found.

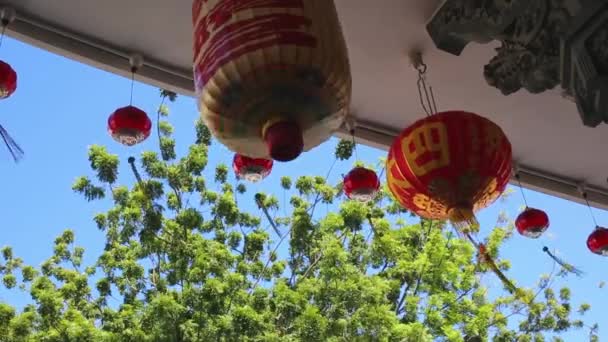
[192,0,351,162]
[386,111,512,232]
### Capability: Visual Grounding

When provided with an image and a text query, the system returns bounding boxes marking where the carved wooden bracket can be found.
[427,0,608,127]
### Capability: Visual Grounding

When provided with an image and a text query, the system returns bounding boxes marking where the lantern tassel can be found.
[0,124,23,162]
[449,207,480,233]
[466,233,519,295]
[478,243,518,294]
[543,246,584,277]
[255,194,282,237]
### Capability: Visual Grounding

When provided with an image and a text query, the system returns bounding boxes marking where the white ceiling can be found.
[4,0,608,208]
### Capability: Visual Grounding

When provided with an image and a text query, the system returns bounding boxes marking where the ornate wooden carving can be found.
[427,0,608,127]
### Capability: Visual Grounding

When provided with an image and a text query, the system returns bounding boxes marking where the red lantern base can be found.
[109,128,149,147]
[233,154,273,183]
[448,206,480,233]
[263,120,304,162]
[347,188,379,203]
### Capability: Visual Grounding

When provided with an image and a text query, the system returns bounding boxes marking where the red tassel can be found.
[471,237,518,294]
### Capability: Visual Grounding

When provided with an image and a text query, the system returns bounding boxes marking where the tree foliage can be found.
[0,93,599,341]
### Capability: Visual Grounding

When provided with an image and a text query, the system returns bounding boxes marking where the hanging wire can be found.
[415,62,438,117]
[350,128,359,162]
[514,173,529,207]
[129,67,136,105]
[582,192,599,228]
[0,24,7,50]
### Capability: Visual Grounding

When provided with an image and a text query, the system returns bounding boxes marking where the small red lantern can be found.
[107,106,152,146]
[343,167,380,202]
[587,226,608,256]
[0,61,17,99]
[233,154,273,183]
[515,207,549,238]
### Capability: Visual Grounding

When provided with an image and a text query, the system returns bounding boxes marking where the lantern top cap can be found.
[408,50,426,73]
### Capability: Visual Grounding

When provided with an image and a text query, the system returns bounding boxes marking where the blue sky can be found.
[0,36,606,340]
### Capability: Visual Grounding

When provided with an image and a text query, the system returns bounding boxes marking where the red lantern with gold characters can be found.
[587,226,608,256]
[192,0,351,162]
[232,153,273,183]
[0,61,16,99]
[515,207,549,238]
[386,110,512,231]
[107,106,152,146]
[343,167,380,203]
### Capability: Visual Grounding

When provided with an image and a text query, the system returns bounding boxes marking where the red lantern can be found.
[587,226,608,256]
[0,61,17,99]
[107,106,152,146]
[233,154,273,183]
[192,0,351,162]
[515,207,549,238]
[344,167,380,202]
[386,111,512,231]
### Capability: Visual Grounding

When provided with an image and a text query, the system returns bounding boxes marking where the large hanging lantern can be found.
[232,153,273,183]
[0,60,16,99]
[107,106,152,146]
[515,207,549,238]
[343,167,380,202]
[192,0,351,162]
[386,110,512,231]
[587,226,608,256]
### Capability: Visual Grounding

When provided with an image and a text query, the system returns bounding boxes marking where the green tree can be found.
[0,92,599,341]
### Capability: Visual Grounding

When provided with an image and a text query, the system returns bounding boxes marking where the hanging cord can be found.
[350,128,359,162]
[156,93,167,149]
[582,191,599,228]
[414,56,438,117]
[0,23,7,50]
[127,54,143,106]
[129,66,136,106]
[0,7,14,50]
[128,156,144,186]
[542,246,584,277]
[514,172,529,207]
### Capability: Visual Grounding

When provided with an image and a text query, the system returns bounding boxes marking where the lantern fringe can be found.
[0,124,23,162]
[543,246,584,277]
[449,207,480,233]
[466,232,519,295]
[478,243,519,294]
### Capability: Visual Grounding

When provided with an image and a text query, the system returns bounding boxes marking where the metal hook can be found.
[577,182,587,198]
[129,53,144,73]
[409,50,426,73]
[512,162,521,177]
[344,115,357,134]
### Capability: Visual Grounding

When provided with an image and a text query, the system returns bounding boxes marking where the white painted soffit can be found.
[4,3,608,212]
